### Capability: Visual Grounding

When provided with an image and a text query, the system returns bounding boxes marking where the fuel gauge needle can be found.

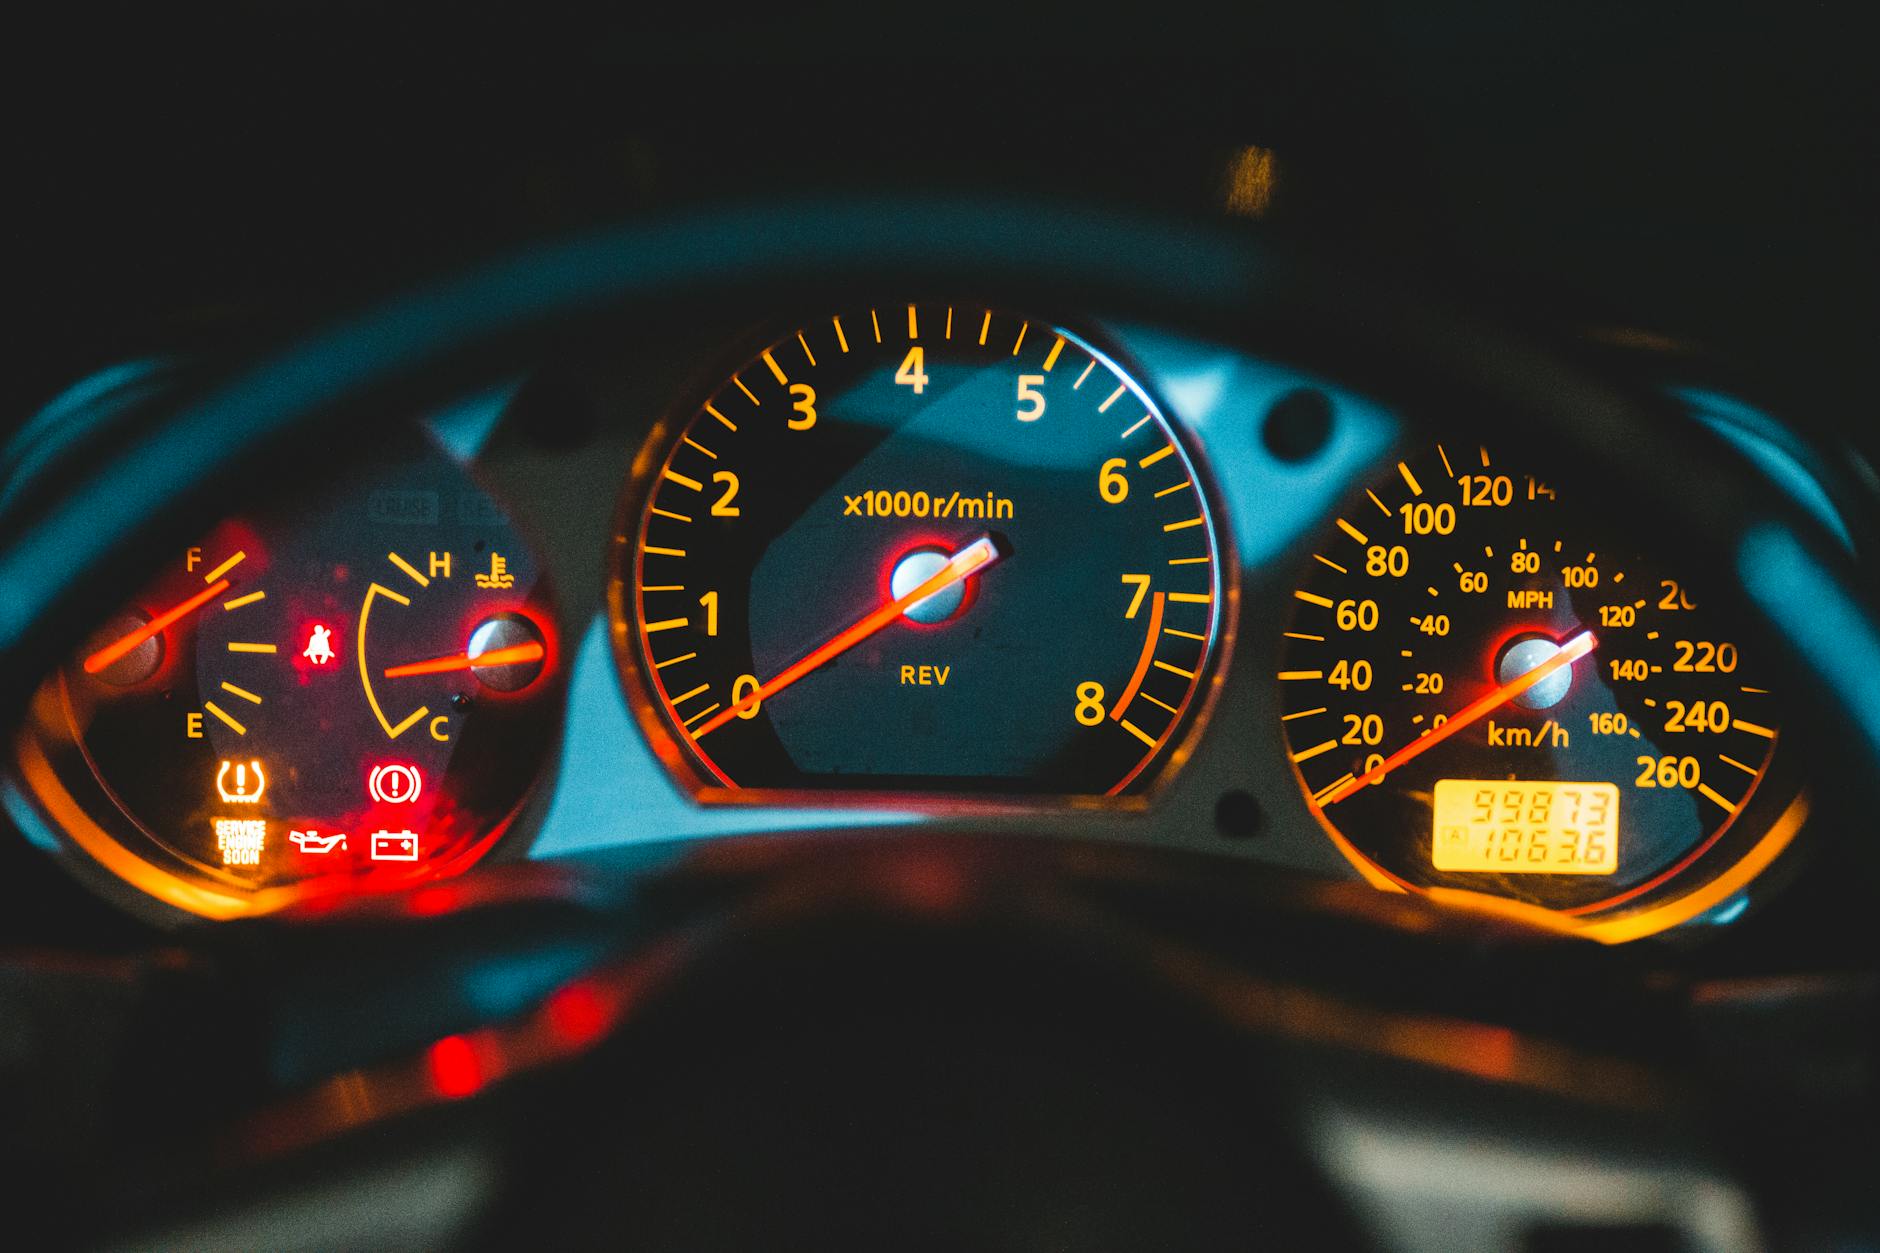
[82,579,232,674]
[1321,628,1598,805]
[690,534,1004,740]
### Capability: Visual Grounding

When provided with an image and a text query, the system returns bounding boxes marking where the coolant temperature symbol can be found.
[475,552,515,589]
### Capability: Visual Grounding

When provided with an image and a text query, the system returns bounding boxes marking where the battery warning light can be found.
[370,830,420,862]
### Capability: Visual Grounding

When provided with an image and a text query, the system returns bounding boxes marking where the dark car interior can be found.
[2,7,1874,1249]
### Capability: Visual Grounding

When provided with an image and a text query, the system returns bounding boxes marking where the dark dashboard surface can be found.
[7,4,1870,435]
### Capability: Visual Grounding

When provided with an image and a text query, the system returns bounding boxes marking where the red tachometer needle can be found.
[383,641,546,678]
[1320,628,1598,806]
[689,535,1004,740]
[82,579,232,675]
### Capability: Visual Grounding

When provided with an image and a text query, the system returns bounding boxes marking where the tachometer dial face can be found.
[26,439,562,912]
[1279,442,1783,914]
[617,306,1223,795]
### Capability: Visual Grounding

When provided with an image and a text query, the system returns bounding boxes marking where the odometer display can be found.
[1430,780,1619,875]
[1280,443,1781,914]
[617,305,1222,795]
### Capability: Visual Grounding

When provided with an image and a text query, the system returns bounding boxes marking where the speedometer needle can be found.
[689,534,1004,740]
[1320,628,1598,806]
[82,579,232,674]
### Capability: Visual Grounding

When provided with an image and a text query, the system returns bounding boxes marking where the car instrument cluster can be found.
[5,302,1816,937]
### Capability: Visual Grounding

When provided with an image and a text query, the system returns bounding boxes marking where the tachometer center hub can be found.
[889,548,970,625]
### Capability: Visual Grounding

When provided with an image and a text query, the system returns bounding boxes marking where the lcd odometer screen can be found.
[1431,779,1618,875]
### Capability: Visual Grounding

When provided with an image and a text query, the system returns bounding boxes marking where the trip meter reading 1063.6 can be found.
[615,305,1224,796]
[1278,442,1787,918]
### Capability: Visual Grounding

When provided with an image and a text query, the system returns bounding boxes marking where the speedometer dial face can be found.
[617,305,1223,795]
[1279,442,1783,914]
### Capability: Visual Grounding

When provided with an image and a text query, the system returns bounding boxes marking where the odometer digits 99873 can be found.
[615,305,1223,796]
[1279,442,1794,927]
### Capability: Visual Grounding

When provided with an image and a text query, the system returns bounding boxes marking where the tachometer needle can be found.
[1320,628,1598,806]
[383,641,546,678]
[689,534,1004,740]
[82,579,232,675]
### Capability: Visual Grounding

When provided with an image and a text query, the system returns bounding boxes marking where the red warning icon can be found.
[367,762,423,805]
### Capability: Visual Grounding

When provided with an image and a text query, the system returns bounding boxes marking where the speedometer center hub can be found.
[1498,635,1574,709]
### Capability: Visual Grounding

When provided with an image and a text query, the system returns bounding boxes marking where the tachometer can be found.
[1279,442,1799,929]
[614,305,1224,795]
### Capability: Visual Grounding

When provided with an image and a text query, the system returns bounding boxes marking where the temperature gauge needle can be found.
[82,579,232,675]
[1321,628,1598,805]
[383,641,546,678]
[690,535,1004,740]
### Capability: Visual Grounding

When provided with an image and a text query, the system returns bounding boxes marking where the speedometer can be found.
[614,305,1224,796]
[1278,442,1801,929]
